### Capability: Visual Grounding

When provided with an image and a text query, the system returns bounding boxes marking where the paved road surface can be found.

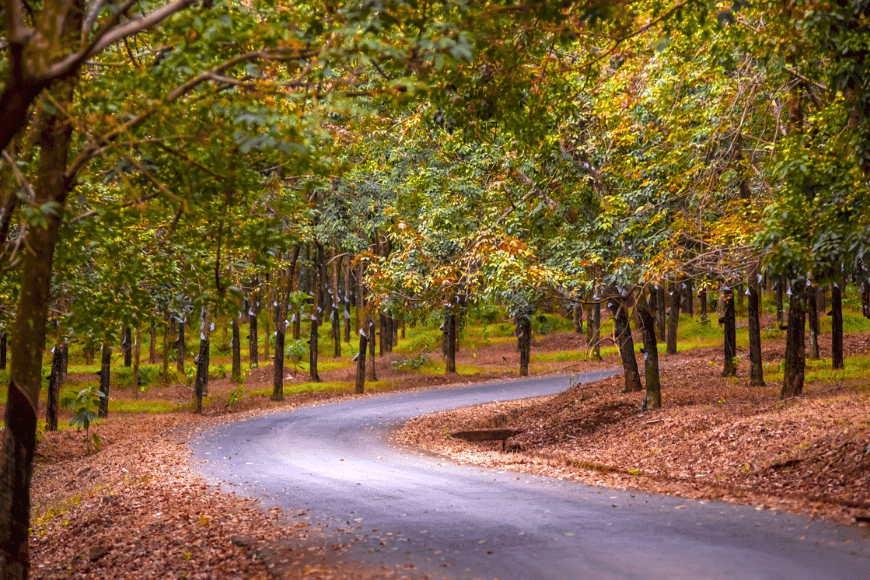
[191,372,869,579]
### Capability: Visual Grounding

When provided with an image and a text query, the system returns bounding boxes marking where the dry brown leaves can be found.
[395,345,870,527]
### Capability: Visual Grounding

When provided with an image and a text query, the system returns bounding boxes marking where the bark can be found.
[355,328,367,394]
[194,311,212,413]
[585,300,593,344]
[99,344,111,418]
[636,293,661,410]
[61,342,68,383]
[0,332,6,370]
[176,318,185,373]
[722,287,737,377]
[573,303,582,333]
[273,245,301,402]
[748,264,765,386]
[656,284,667,343]
[666,281,680,355]
[699,289,707,316]
[367,317,377,381]
[162,312,170,379]
[149,317,157,364]
[684,280,694,317]
[249,292,259,368]
[46,344,64,432]
[781,285,806,399]
[231,316,242,382]
[343,257,352,343]
[608,296,642,392]
[379,312,387,356]
[862,281,870,319]
[123,326,132,367]
[331,250,341,358]
[807,283,820,360]
[132,328,141,398]
[775,274,784,326]
[591,301,602,361]
[516,312,532,377]
[309,246,322,382]
[831,277,844,370]
[444,308,457,374]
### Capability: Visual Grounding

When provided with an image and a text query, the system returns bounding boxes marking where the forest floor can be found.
[29,317,870,579]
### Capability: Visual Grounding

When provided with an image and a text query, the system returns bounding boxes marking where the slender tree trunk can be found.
[231,316,242,382]
[379,312,387,356]
[122,326,132,367]
[666,281,680,355]
[309,246,322,382]
[367,317,377,381]
[807,283,820,360]
[516,311,532,377]
[591,301,602,361]
[656,284,667,343]
[776,274,784,326]
[748,264,765,386]
[0,332,6,370]
[573,303,582,333]
[722,287,737,377]
[862,280,870,319]
[636,293,661,410]
[684,280,694,317]
[699,289,707,316]
[273,246,301,401]
[133,328,141,398]
[61,342,68,383]
[162,312,170,379]
[445,308,457,374]
[249,289,259,368]
[831,276,844,370]
[149,316,157,364]
[99,344,111,418]
[194,311,212,413]
[585,300,593,345]
[176,318,185,374]
[608,296,642,392]
[46,344,64,432]
[781,283,806,399]
[331,249,341,358]
[344,257,352,343]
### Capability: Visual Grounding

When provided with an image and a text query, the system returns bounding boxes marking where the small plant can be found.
[284,338,308,374]
[226,386,245,408]
[209,364,229,380]
[698,313,710,326]
[392,352,429,371]
[60,385,104,454]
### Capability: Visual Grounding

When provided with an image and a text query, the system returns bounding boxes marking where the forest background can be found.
[1,1,870,579]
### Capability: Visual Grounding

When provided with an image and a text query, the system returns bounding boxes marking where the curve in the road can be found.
[191,371,869,580]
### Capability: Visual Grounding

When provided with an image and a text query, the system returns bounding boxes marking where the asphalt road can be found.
[191,372,870,580]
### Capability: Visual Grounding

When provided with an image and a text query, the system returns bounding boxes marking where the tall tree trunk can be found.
[807,283,820,360]
[862,280,870,319]
[149,316,157,364]
[585,300,593,345]
[273,246,301,401]
[775,274,784,326]
[176,317,185,374]
[666,281,680,355]
[123,326,132,367]
[684,280,694,317]
[748,264,765,386]
[781,283,806,399]
[608,296,642,392]
[0,332,6,370]
[636,293,661,411]
[309,245,322,382]
[231,316,242,382]
[344,256,352,343]
[831,276,844,370]
[331,249,341,358]
[656,284,667,343]
[516,311,532,377]
[367,317,377,381]
[132,328,141,398]
[573,303,582,333]
[249,288,259,369]
[591,301,602,361]
[194,311,212,413]
[722,287,737,377]
[379,312,387,356]
[61,342,68,383]
[444,308,457,374]
[699,289,707,316]
[99,344,111,418]
[45,344,64,432]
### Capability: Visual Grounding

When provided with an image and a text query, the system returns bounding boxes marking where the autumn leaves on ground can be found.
[29,311,870,579]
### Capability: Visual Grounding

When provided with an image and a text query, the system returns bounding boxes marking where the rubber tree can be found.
[636,290,661,410]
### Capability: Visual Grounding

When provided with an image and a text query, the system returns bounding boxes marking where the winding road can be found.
[191,372,869,580]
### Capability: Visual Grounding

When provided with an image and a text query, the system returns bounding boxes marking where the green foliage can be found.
[226,386,245,408]
[391,352,430,371]
[60,386,104,454]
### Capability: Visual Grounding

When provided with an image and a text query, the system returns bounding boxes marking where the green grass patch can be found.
[248,381,355,398]
[109,399,181,414]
